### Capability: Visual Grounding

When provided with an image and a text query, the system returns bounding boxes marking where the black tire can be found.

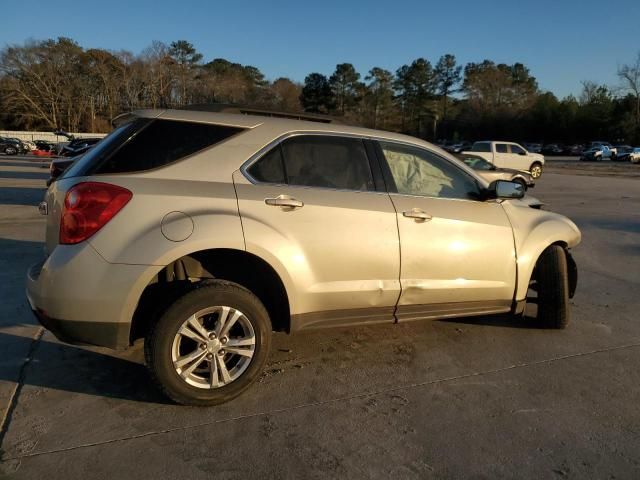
[535,245,570,329]
[5,146,17,156]
[145,280,272,406]
[513,178,528,191]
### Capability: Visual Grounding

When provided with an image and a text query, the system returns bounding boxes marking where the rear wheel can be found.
[145,280,272,406]
[5,146,17,155]
[535,245,570,329]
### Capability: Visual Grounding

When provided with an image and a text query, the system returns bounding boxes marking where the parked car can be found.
[60,137,102,157]
[613,145,633,161]
[589,141,617,159]
[466,141,545,178]
[542,144,564,155]
[524,143,542,153]
[567,144,584,156]
[580,145,613,161]
[0,137,24,155]
[445,141,473,154]
[27,110,580,405]
[457,153,535,190]
[34,140,56,152]
[628,147,640,164]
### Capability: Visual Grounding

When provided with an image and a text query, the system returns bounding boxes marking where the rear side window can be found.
[471,142,491,152]
[64,119,244,177]
[248,145,286,184]
[282,136,374,191]
[248,135,375,191]
[495,144,508,153]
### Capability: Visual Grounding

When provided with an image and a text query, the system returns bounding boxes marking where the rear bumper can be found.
[28,302,129,348]
[26,243,155,349]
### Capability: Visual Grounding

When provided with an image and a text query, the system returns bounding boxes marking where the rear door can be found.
[234,134,401,329]
[493,143,510,168]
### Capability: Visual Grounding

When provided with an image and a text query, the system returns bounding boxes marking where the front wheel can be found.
[513,178,528,191]
[145,280,272,406]
[5,146,17,155]
[535,245,570,329]
[530,162,543,179]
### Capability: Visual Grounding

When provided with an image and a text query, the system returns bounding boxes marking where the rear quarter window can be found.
[64,119,244,177]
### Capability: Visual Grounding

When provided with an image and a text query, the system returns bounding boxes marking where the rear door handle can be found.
[265,195,304,209]
[402,208,432,221]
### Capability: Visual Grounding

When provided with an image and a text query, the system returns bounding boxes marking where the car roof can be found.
[126,109,430,146]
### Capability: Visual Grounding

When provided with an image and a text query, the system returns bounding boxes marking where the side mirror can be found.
[518,151,527,156]
[488,180,525,200]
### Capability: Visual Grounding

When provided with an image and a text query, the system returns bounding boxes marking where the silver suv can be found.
[27,110,581,405]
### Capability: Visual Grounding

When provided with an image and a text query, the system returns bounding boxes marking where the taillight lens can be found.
[60,182,132,245]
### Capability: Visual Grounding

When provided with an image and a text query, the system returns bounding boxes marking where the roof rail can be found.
[183,103,342,124]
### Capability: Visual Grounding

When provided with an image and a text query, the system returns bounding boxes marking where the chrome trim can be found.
[239,131,488,199]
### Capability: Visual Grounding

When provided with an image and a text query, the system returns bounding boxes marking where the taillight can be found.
[60,182,132,245]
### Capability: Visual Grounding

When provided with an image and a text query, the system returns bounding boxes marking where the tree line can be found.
[1,37,639,144]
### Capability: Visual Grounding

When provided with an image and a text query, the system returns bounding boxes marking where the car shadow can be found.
[0,187,46,206]
[0,171,49,180]
[438,297,541,329]
[0,332,170,405]
[439,312,541,329]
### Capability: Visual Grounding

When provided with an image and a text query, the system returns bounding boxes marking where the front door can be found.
[376,140,516,321]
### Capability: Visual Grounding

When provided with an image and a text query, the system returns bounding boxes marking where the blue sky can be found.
[2,0,639,98]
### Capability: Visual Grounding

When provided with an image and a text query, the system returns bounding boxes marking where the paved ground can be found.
[0,155,639,479]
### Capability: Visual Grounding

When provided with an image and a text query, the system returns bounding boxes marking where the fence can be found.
[0,131,107,143]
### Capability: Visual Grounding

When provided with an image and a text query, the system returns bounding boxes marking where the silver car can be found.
[27,110,581,405]
[459,154,535,190]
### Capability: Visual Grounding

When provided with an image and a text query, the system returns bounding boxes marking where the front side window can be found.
[510,144,526,155]
[496,144,509,153]
[380,142,480,200]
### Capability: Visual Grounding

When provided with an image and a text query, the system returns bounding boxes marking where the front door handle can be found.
[402,208,432,221]
[265,195,304,209]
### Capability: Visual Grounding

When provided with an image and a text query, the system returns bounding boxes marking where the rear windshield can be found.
[63,118,244,177]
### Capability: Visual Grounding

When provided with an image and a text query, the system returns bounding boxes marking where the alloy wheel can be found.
[171,306,256,389]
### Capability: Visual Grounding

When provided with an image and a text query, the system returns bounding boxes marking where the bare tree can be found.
[618,52,640,131]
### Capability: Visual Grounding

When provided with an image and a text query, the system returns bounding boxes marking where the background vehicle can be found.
[613,145,633,161]
[0,137,24,155]
[444,141,472,154]
[542,144,564,155]
[523,143,542,153]
[457,153,535,190]
[27,110,580,406]
[629,147,640,164]
[59,137,102,157]
[589,141,617,159]
[580,145,613,161]
[47,156,78,186]
[466,141,545,178]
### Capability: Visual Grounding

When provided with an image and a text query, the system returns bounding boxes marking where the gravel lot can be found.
[0,155,639,479]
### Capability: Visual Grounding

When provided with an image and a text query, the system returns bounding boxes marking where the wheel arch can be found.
[129,247,292,345]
